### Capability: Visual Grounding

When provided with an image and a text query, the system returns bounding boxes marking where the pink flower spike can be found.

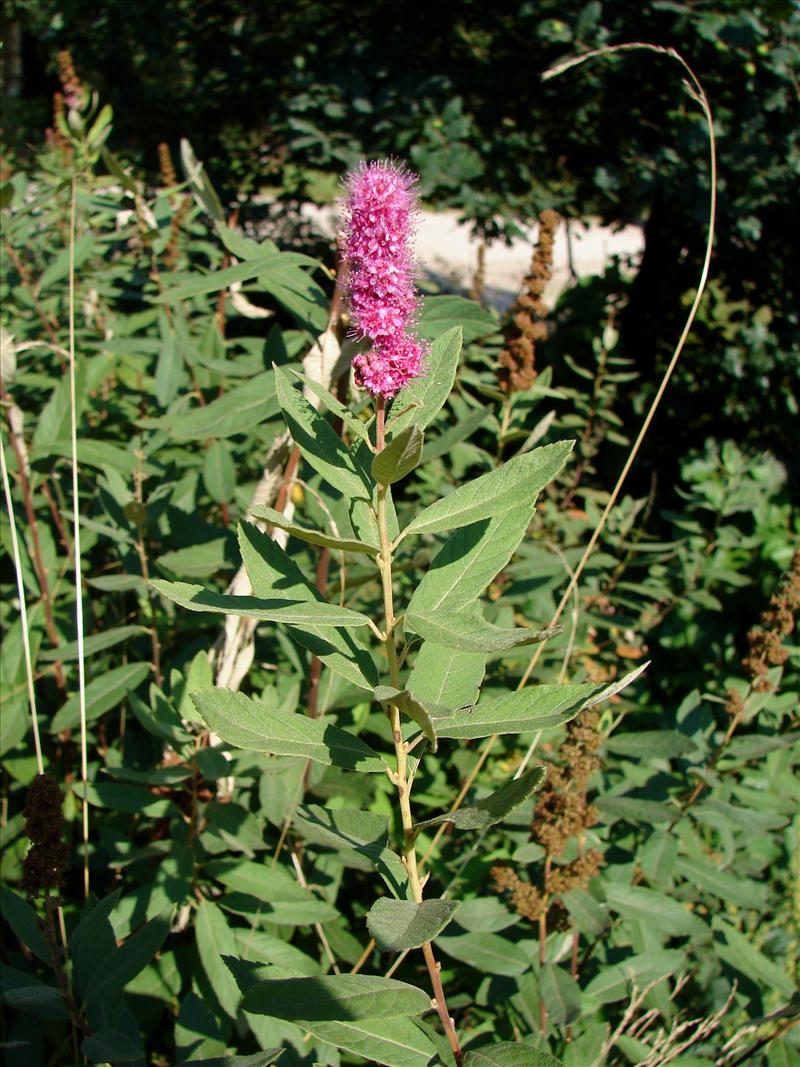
[342,159,426,398]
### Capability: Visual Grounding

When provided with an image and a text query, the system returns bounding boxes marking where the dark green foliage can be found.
[1,44,798,1067]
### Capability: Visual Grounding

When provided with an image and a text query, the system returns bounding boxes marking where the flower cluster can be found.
[342,160,426,398]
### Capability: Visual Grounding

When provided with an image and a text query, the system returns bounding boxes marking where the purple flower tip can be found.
[342,160,427,399]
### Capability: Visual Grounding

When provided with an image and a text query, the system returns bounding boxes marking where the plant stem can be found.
[374,397,463,1065]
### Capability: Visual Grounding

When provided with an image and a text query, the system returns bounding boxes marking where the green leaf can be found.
[175,990,226,1061]
[454,898,519,934]
[540,963,581,1027]
[190,688,386,773]
[300,1017,437,1067]
[372,425,424,484]
[139,372,278,439]
[3,981,69,1021]
[50,661,151,732]
[604,730,697,759]
[366,898,459,951]
[40,234,95,289]
[274,364,371,502]
[435,931,531,976]
[154,254,286,302]
[238,522,378,690]
[435,683,602,741]
[151,578,372,629]
[415,766,546,831]
[406,643,486,710]
[233,929,321,977]
[386,326,463,435]
[195,899,242,1018]
[639,831,679,883]
[604,884,707,938]
[464,1042,563,1066]
[0,888,50,962]
[584,949,686,1004]
[206,859,339,924]
[292,805,409,899]
[408,502,538,617]
[406,609,561,653]
[154,332,182,408]
[714,918,796,998]
[84,906,174,1002]
[82,1030,143,1063]
[673,857,767,909]
[290,368,371,442]
[250,505,379,555]
[401,441,573,540]
[561,890,609,938]
[374,686,449,751]
[185,1055,284,1067]
[38,624,148,662]
[71,781,181,819]
[69,889,123,998]
[241,974,432,1021]
[204,440,236,503]
[595,796,675,825]
[418,296,497,344]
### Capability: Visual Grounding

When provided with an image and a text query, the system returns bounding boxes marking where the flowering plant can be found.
[150,160,635,1064]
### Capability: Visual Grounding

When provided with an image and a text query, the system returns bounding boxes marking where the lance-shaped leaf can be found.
[299,1018,436,1067]
[138,371,278,440]
[372,425,424,485]
[406,609,562,653]
[407,643,486,710]
[583,662,650,707]
[400,439,573,540]
[238,522,379,690]
[366,898,460,952]
[435,683,603,740]
[293,805,409,899]
[153,253,285,303]
[241,973,432,1021]
[274,364,372,503]
[415,766,546,832]
[408,502,537,617]
[373,686,452,751]
[190,689,386,773]
[464,1043,564,1067]
[206,859,339,924]
[386,326,463,435]
[83,906,175,1002]
[152,579,371,628]
[250,504,379,556]
[290,368,372,442]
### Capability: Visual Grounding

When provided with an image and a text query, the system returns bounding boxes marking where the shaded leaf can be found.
[241,974,432,1021]
[416,766,546,832]
[84,906,174,1002]
[372,425,424,485]
[50,661,151,733]
[250,504,378,555]
[152,578,372,628]
[374,685,450,750]
[367,898,460,951]
[435,931,531,976]
[464,1043,563,1066]
[300,1017,437,1067]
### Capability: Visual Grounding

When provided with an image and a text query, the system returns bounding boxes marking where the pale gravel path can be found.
[300,203,644,311]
